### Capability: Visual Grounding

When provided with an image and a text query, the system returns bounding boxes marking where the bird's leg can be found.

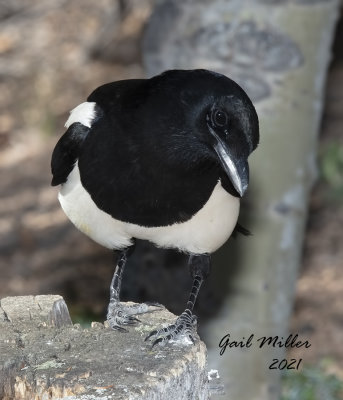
[145,253,211,347]
[107,246,162,332]
[109,248,127,303]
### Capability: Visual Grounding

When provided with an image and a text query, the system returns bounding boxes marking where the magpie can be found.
[51,69,259,346]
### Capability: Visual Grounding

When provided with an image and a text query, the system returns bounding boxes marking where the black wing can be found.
[51,122,90,186]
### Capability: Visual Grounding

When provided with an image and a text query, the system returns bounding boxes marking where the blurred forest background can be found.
[0,1,342,399]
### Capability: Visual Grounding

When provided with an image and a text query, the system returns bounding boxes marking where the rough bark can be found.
[143,1,340,399]
[0,295,209,400]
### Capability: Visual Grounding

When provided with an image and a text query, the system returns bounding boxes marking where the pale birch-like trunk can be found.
[143,1,340,399]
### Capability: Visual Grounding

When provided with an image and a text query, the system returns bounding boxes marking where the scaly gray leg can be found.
[145,254,211,346]
[107,246,162,331]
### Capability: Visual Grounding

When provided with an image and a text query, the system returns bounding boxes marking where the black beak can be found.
[209,127,249,197]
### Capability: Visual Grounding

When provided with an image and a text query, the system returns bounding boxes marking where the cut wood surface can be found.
[0,295,210,400]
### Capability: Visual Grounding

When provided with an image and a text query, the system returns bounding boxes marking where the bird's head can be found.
[146,69,259,197]
[201,87,259,197]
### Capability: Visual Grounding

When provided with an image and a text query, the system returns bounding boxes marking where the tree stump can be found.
[0,295,210,400]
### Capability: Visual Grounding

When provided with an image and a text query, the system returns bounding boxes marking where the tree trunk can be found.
[143,1,340,399]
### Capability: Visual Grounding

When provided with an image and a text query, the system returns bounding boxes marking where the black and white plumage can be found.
[51,69,259,346]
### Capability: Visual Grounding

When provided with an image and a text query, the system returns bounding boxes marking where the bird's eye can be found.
[213,109,228,127]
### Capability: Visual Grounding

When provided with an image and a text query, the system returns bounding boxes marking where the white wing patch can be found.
[65,102,97,129]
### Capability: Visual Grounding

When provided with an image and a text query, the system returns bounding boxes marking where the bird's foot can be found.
[107,301,163,332]
[145,309,198,347]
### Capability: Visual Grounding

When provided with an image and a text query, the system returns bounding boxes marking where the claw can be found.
[107,301,161,332]
[127,316,141,324]
[145,310,198,347]
[151,337,165,348]
[109,324,128,333]
[145,329,158,342]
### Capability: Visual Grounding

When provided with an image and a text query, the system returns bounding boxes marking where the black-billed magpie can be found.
[51,69,259,346]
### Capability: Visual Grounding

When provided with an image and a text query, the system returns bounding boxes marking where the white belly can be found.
[58,163,240,254]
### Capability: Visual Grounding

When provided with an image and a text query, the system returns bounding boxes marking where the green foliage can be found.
[281,362,343,400]
[68,305,102,327]
[319,141,343,202]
